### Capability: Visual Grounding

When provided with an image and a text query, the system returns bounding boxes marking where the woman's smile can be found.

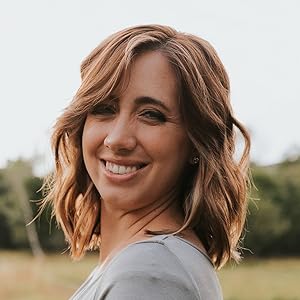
[100,159,149,183]
[105,161,140,175]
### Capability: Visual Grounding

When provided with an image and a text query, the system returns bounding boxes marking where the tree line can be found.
[0,157,299,257]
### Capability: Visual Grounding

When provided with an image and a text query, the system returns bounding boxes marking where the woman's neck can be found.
[98,197,185,265]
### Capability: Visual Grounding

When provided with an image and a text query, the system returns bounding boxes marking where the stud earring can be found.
[192,156,199,164]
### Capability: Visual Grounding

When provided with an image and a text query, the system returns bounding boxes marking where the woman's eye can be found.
[91,104,116,116]
[140,110,166,123]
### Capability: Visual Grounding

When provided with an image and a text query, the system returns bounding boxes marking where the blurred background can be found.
[0,1,299,299]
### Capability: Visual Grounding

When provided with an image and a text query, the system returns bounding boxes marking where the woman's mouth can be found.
[101,160,147,175]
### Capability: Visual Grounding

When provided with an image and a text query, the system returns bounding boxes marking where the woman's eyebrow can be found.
[134,96,171,112]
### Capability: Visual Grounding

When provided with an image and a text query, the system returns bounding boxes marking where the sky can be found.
[1,0,299,175]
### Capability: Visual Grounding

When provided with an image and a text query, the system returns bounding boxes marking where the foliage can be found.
[0,168,28,248]
[24,176,66,251]
[0,159,65,252]
[244,158,300,256]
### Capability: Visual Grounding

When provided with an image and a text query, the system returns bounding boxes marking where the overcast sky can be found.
[1,0,299,175]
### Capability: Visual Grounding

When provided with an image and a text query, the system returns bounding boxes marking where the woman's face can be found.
[82,51,192,211]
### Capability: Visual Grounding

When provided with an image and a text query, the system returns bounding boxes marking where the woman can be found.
[43,24,250,299]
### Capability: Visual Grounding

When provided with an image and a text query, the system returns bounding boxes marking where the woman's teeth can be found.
[105,161,139,174]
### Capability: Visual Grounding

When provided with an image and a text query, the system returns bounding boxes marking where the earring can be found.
[192,156,199,165]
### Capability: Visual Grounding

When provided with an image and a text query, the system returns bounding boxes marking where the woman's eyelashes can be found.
[91,103,116,116]
[139,109,166,123]
[91,103,167,123]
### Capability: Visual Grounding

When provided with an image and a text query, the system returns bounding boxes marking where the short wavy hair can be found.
[42,24,250,269]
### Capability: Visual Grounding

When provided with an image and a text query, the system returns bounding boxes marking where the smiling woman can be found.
[41,24,250,299]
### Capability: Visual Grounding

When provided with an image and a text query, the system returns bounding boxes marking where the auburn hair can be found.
[42,24,250,269]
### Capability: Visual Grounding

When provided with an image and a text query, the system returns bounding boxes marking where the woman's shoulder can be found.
[103,234,196,273]
[99,234,222,299]
[105,234,213,271]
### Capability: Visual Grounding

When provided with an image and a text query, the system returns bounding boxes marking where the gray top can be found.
[69,234,223,299]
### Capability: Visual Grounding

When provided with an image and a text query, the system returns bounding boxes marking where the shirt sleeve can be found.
[100,270,199,300]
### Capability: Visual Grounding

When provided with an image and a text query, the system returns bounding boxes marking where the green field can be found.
[0,251,299,300]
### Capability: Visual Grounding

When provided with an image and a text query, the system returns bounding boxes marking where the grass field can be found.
[219,258,300,300]
[0,251,299,300]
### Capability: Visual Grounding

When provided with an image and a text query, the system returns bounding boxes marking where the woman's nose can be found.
[103,117,137,153]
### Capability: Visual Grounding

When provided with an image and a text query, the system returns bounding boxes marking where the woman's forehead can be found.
[113,51,180,107]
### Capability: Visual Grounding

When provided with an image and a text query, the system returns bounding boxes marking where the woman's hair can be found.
[42,24,250,269]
